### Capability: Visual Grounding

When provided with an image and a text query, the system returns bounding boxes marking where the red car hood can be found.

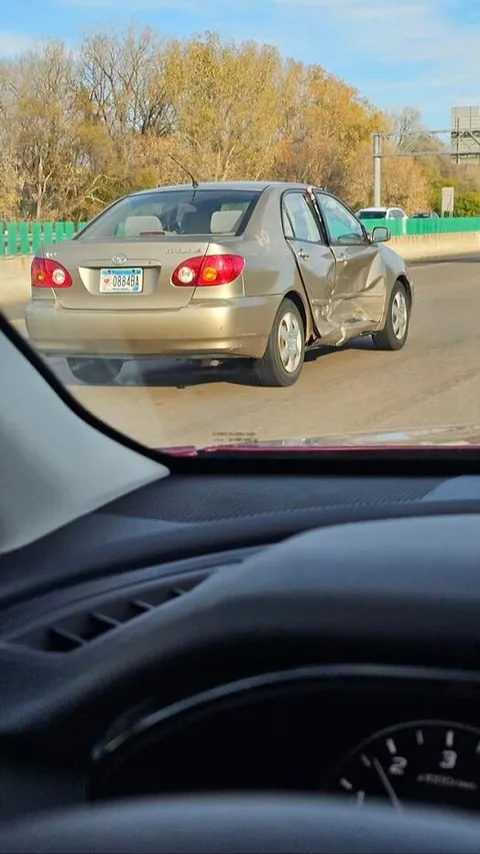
[160,424,480,456]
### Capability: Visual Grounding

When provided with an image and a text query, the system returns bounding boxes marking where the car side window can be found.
[316,194,366,245]
[282,193,322,243]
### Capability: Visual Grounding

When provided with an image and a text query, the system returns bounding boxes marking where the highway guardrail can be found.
[0,217,480,256]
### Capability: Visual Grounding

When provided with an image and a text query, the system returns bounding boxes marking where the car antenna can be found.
[168,155,199,190]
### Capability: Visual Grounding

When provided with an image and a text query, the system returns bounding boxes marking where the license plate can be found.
[99,268,143,293]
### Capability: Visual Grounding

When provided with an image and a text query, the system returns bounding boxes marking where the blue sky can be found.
[0,0,479,128]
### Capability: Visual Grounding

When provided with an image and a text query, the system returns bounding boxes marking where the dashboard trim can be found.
[92,663,480,762]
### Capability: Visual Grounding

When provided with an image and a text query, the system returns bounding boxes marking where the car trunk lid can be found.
[41,239,212,310]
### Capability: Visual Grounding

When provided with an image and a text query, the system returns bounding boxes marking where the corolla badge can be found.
[165,248,203,254]
[111,255,127,264]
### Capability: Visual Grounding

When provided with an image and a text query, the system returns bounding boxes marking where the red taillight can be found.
[31,257,72,289]
[171,254,245,287]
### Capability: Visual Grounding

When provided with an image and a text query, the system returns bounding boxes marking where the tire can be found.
[372,280,410,351]
[66,358,124,385]
[252,298,305,387]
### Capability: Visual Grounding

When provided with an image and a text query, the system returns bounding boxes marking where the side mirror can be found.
[371,226,391,243]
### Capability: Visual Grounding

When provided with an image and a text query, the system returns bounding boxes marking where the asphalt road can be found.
[14,256,480,448]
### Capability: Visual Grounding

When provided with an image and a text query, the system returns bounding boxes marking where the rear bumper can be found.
[25,296,279,360]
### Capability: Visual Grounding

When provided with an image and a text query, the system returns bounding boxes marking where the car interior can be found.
[3,309,480,852]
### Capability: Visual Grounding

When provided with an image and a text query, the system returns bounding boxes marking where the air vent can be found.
[10,570,211,654]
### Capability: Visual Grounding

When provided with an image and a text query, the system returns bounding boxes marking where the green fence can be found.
[1,216,480,256]
[0,222,88,256]
[360,216,480,237]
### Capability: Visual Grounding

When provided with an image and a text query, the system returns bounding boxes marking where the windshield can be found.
[1,14,478,453]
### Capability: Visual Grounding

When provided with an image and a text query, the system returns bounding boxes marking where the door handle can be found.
[337,252,349,263]
[298,249,310,260]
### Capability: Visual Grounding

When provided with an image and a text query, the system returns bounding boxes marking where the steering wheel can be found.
[2,795,480,852]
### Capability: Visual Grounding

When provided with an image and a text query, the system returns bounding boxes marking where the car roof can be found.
[130,181,318,197]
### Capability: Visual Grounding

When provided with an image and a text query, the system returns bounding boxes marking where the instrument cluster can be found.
[90,668,480,816]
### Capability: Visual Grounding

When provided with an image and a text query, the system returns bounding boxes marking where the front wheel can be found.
[252,298,305,387]
[372,280,411,351]
[66,358,124,385]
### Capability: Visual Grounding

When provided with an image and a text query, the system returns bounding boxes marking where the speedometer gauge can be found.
[325,721,480,813]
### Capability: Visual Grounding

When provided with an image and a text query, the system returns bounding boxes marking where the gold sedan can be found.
[26,181,414,387]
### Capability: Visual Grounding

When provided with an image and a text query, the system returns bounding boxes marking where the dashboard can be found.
[3,465,480,837]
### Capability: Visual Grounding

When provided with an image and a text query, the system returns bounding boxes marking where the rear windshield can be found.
[77,189,262,240]
[357,210,387,219]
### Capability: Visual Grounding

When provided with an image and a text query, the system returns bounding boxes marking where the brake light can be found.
[31,257,72,289]
[171,254,245,287]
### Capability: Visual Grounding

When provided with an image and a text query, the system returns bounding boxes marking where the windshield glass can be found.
[1,14,478,453]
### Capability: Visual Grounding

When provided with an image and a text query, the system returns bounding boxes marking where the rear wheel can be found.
[66,358,124,385]
[372,280,410,351]
[252,298,305,387]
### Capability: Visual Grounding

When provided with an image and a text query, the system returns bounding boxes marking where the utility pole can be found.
[370,122,480,209]
[373,133,382,207]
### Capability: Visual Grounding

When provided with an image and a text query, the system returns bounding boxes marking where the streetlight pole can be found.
[373,133,382,207]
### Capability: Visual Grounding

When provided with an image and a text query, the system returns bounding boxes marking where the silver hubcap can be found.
[392,290,408,339]
[278,311,303,373]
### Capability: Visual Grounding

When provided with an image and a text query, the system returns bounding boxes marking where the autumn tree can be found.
[273,65,385,206]
[0,26,465,221]
[0,62,20,219]
[168,32,285,181]
[3,41,82,219]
